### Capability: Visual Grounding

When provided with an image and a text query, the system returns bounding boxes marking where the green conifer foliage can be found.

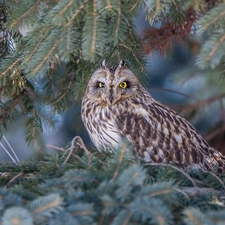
[0,143,225,225]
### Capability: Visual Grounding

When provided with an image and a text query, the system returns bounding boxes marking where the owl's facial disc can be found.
[87,64,139,106]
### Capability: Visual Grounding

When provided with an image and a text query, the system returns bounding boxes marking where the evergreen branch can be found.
[106,0,113,10]
[113,143,127,180]
[203,171,225,189]
[148,188,174,198]
[25,35,44,63]
[144,0,156,20]
[200,6,225,33]
[0,97,21,127]
[2,207,33,225]
[205,33,225,64]
[122,211,132,225]
[183,208,210,225]
[71,210,93,216]
[32,38,61,74]
[66,26,71,52]
[119,43,144,71]
[30,193,63,214]
[129,1,140,13]
[181,187,223,196]
[115,0,121,41]
[64,0,87,27]
[25,109,43,144]
[82,0,106,61]
[91,0,97,54]
[0,57,20,79]
[156,0,161,11]
[59,0,73,17]
[52,92,67,106]
[145,163,198,187]
[10,0,41,28]
[4,172,23,188]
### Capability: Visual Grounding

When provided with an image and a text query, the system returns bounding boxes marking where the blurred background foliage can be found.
[0,0,225,160]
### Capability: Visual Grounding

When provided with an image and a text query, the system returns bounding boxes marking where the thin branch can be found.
[3,135,20,163]
[205,123,225,142]
[180,93,225,113]
[4,172,23,188]
[149,87,196,100]
[46,143,84,163]
[0,142,18,165]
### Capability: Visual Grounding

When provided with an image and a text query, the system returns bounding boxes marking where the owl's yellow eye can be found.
[97,82,105,88]
[119,81,128,89]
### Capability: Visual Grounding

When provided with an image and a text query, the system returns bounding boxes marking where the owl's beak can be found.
[109,88,114,104]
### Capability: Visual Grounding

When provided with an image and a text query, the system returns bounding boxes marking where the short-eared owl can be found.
[81,60,225,173]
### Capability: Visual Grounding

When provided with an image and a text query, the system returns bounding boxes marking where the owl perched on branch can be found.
[81,60,225,173]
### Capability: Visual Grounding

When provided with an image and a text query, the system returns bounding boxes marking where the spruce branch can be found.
[32,38,61,75]
[199,4,225,34]
[29,193,63,216]
[112,143,128,180]
[2,206,33,225]
[8,0,42,29]
[197,30,225,69]
[0,54,21,79]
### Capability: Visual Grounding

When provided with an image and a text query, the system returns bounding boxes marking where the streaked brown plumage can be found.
[81,60,225,173]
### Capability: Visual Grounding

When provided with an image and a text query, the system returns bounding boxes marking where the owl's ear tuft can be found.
[118,60,125,68]
[100,59,106,68]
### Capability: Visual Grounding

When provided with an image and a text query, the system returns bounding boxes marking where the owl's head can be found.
[84,60,141,106]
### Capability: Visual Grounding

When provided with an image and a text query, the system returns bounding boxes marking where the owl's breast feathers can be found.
[114,94,225,173]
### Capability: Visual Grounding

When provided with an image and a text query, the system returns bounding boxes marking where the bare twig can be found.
[205,124,225,142]
[64,136,93,166]
[4,172,24,188]
[3,135,20,163]
[180,93,225,113]
[46,143,84,162]
[0,142,18,165]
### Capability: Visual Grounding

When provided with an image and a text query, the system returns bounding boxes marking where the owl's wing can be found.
[115,99,225,172]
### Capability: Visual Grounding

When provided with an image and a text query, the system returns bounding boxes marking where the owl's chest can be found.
[84,106,122,150]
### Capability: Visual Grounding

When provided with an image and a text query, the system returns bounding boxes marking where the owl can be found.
[81,60,225,173]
